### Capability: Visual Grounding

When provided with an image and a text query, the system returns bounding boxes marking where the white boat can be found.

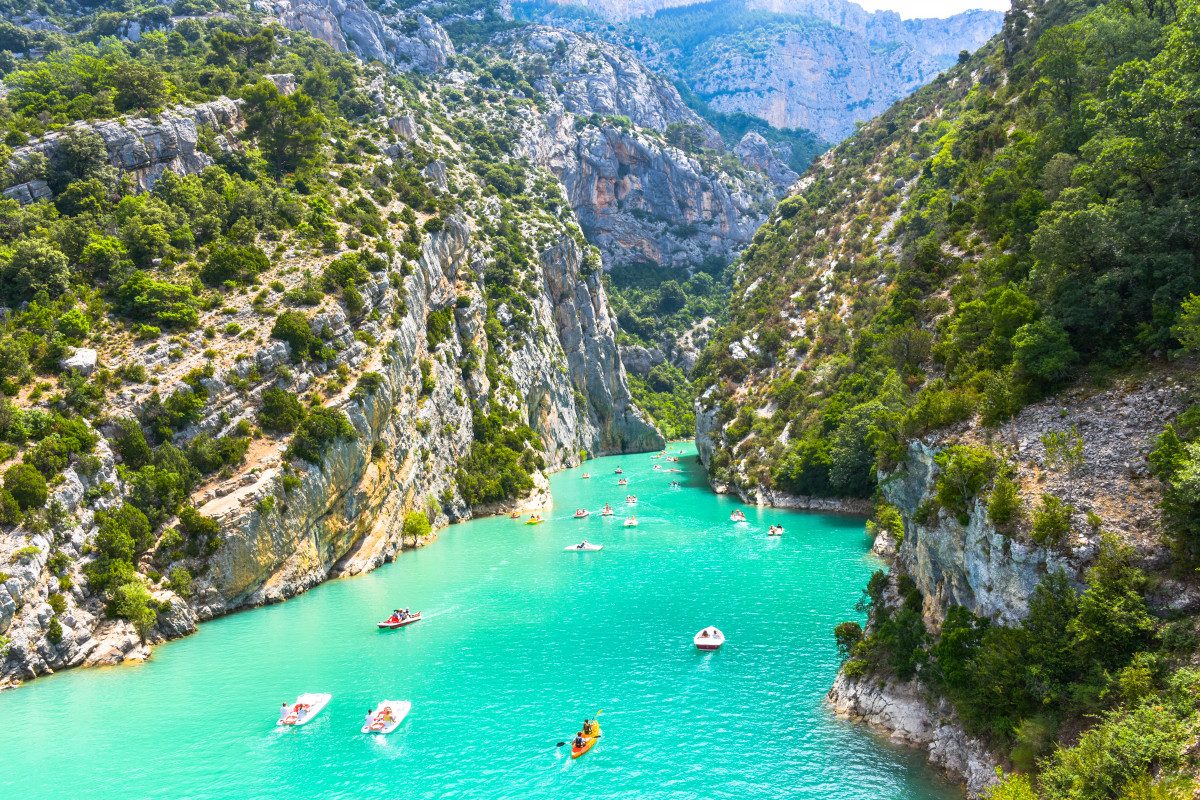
[624,517,638,528]
[361,700,411,734]
[694,627,725,651]
[565,541,603,551]
[600,505,614,517]
[278,693,332,726]
[730,511,746,523]
[574,509,590,518]
[625,495,637,504]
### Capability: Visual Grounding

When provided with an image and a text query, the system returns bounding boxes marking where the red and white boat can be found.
[377,611,422,629]
[574,508,590,519]
[694,627,725,651]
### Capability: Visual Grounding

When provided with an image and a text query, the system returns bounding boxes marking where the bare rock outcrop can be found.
[3,97,243,202]
[260,0,454,72]
[884,373,1187,627]
[828,673,999,797]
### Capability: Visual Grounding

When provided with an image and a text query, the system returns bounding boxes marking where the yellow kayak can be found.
[525,517,543,525]
[571,722,601,759]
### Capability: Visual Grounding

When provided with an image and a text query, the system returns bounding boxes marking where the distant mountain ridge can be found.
[526,0,1003,141]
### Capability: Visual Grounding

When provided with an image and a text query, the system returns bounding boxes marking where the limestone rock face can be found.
[827,673,999,797]
[3,98,244,201]
[883,375,1186,627]
[734,132,799,193]
[688,9,1001,142]
[541,0,1001,143]
[261,0,454,72]
[515,25,719,144]
[512,27,776,275]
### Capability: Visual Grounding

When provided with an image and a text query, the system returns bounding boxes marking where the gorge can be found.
[3,0,1199,798]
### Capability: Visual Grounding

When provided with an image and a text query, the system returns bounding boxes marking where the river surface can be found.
[0,444,958,800]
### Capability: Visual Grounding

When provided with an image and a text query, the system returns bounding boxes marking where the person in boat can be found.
[280,702,290,722]
[381,706,394,722]
[574,733,586,749]
[582,719,595,736]
[365,708,375,726]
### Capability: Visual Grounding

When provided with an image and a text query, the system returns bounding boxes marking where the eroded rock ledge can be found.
[827,673,999,797]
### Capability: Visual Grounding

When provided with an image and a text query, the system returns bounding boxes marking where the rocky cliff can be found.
[503,26,780,274]
[681,6,1002,142]
[258,0,455,72]
[527,0,1002,143]
[0,38,661,685]
[3,97,244,204]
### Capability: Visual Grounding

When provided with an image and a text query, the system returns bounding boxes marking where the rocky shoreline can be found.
[827,673,999,797]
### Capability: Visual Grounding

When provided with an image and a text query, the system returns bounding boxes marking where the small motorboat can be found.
[278,693,332,726]
[614,467,623,474]
[694,627,725,651]
[625,495,637,504]
[526,515,544,525]
[768,525,784,537]
[361,700,412,734]
[582,473,591,479]
[571,718,602,759]
[624,516,638,528]
[565,541,603,551]
[600,504,614,517]
[617,478,628,486]
[377,611,422,629]
[573,508,590,519]
[730,510,746,523]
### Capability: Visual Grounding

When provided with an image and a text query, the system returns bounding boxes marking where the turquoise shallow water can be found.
[0,444,959,800]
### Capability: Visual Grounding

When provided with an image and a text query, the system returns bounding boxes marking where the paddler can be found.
[573,732,586,749]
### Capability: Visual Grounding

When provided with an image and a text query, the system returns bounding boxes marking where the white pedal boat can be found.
[624,517,638,528]
[278,693,332,726]
[564,541,603,551]
[361,700,412,734]
[574,509,590,518]
[694,627,725,651]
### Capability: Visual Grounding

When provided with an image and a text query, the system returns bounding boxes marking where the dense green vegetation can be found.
[0,0,619,647]
[606,262,731,439]
[841,534,1194,793]
[699,0,1200,501]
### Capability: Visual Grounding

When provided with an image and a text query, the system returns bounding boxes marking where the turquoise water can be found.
[0,444,959,800]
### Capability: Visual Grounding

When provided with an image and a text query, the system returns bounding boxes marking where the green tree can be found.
[0,240,71,301]
[243,81,328,175]
[4,463,47,510]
